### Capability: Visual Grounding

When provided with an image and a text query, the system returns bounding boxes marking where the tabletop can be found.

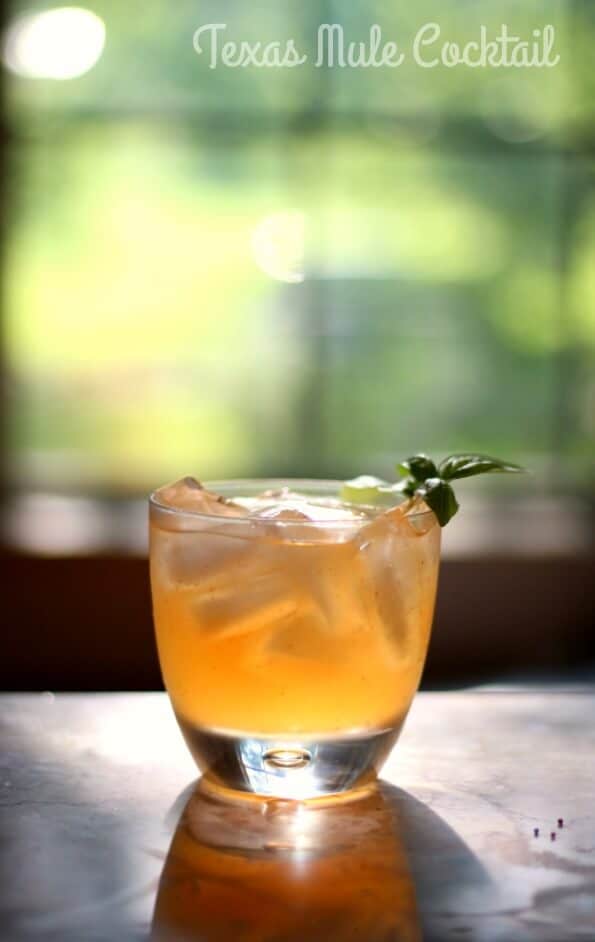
[1,688,594,942]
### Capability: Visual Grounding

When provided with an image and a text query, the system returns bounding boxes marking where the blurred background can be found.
[1,0,593,690]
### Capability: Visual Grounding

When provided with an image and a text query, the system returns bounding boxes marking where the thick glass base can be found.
[177,714,404,800]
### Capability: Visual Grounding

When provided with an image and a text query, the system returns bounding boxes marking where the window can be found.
[2,0,593,555]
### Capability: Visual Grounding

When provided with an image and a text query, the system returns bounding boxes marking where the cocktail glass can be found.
[150,479,440,800]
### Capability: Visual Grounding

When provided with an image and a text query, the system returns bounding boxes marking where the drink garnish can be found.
[341,453,527,526]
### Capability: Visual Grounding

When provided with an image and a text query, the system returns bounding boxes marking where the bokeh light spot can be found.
[2,6,105,80]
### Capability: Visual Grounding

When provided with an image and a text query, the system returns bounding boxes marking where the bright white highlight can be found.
[251,210,305,284]
[2,7,105,80]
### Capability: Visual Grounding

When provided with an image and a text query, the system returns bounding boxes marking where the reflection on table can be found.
[152,782,422,942]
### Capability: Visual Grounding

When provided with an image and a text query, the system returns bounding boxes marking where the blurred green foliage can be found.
[3,1,594,493]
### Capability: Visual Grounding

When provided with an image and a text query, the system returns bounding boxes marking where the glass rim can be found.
[149,477,434,528]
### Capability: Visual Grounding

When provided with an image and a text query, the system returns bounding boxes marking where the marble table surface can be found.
[1,688,594,941]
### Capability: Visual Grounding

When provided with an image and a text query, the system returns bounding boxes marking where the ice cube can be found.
[263,539,366,662]
[186,528,338,647]
[251,501,315,522]
[193,563,299,641]
[151,478,253,584]
[153,476,246,517]
[355,508,412,650]
[188,529,339,654]
[355,503,439,654]
[265,602,333,660]
[403,497,436,535]
[249,500,324,546]
[258,486,302,501]
[250,497,364,545]
[152,524,253,586]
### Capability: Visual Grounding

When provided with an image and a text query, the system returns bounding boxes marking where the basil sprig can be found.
[399,453,526,526]
[342,453,526,527]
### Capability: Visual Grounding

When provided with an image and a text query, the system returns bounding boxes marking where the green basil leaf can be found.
[397,454,438,483]
[344,451,528,529]
[418,478,459,526]
[439,453,526,481]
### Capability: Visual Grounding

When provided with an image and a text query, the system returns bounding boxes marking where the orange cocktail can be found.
[150,478,440,798]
